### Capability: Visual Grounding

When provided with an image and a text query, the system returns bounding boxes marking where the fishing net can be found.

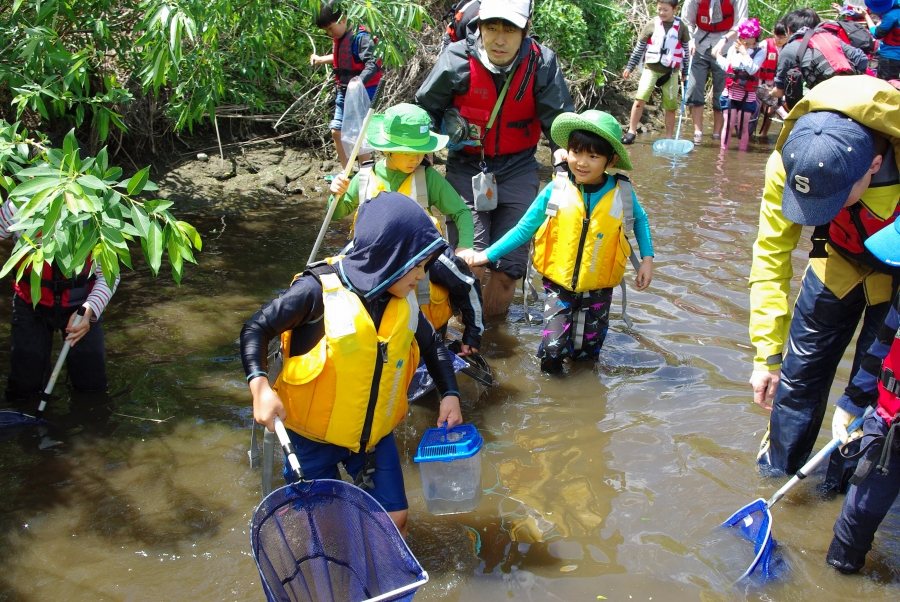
[251,479,428,602]
[0,410,41,429]
[408,351,468,402]
[721,498,777,580]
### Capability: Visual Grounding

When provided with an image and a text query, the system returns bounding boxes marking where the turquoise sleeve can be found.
[485,183,553,263]
[631,190,654,257]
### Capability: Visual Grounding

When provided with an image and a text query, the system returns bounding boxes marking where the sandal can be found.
[693,131,703,144]
[621,131,636,145]
[712,133,722,140]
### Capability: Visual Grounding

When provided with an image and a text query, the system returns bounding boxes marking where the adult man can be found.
[749,76,900,486]
[681,0,749,144]
[415,0,574,316]
[771,9,867,109]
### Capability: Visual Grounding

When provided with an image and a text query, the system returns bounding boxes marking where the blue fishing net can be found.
[721,498,777,580]
[251,479,428,602]
[408,352,468,402]
[0,410,41,429]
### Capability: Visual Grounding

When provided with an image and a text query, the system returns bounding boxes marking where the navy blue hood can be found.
[336,192,449,299]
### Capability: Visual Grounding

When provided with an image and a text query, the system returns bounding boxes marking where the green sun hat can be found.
[366,103,449,154]
[550,110,633,171]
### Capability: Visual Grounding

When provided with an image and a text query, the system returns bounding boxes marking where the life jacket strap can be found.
[411,165,429,208]
[881,367,900,397]
[545,164,568,217]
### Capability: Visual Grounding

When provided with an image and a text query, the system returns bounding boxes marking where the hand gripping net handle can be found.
[36,305,86,419]
[273,416,304,482]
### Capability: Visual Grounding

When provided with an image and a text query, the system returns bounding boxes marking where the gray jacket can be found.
[415,34,574,183]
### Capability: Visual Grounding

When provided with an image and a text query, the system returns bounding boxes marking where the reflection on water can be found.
[2,136,900,601]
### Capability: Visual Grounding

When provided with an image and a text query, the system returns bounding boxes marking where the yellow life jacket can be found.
[273,267,420,452]
[532,175,634,293]
[357,164,454,330]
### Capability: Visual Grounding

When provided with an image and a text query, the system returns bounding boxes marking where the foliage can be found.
[1,0,433,143]
[0,121,202,302]
[532,0,634,85]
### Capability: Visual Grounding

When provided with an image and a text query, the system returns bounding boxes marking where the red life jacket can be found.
[877,329,900,425]
[332,26,383,88]
[15,262,95,309]
[725,47,763,92]
[811,203,900,275]
[882,20,900,47]
[452,41,542,157]
[807,30,858,84]
[758,37,779,83]
[696,0,735,33]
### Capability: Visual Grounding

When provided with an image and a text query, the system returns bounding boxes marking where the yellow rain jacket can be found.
[274,270,420,452]
[532,178,633,292]
[749,76,900,370]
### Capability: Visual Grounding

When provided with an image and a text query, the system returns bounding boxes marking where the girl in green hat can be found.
[329,102,484,357]
[462,110,655,373]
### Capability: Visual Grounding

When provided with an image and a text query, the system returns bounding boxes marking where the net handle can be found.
[273,416,304,482]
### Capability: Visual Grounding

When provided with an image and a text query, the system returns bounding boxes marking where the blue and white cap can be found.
[781,111,875,226]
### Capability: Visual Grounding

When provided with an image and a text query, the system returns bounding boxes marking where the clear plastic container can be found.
[414,424,483,515]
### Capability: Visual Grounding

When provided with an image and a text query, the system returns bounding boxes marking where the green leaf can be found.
[42,194,65,239]
[0,242,34,279]
[177,220,202,251]
[131,204,150,237]
[76,175,107,190]
[10,185,56,224]
[126,167,150,195]
[147,220,163,273]
[63,130,78,158]
[12,0,24,15]
[104,167,123,183]
[145,200,174,214]
[9,176,59,199]
[29,252,43,308]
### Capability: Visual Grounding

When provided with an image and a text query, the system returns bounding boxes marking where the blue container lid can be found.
[414,424,483,463]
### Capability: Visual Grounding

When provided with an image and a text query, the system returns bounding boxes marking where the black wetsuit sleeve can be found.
[355,33,380,86]
[416,312,459,397]
[240,276,325,378]
[428,249,484,349]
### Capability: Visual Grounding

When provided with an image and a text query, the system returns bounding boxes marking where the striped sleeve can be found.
[0,198,18,240]
[84,262,120,320]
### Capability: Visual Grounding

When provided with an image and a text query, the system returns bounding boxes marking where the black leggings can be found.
[6,295,107,401]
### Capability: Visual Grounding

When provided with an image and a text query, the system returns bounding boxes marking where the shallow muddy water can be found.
[2,134,899,602]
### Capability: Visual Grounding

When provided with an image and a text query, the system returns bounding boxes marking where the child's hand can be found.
[635,257,653,291]
[622,68,631,80]
[65,304,93,346]
[437,395,463,428]
[250,376,286,433]
[456,344,478,356]
[462,250,489,267]
[330,173,351,196]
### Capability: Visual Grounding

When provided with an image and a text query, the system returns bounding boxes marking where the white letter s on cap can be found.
[794,175,810,194]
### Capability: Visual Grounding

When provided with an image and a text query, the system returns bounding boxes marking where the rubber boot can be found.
[826,536,868,574]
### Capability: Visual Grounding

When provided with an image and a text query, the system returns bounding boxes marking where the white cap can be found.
[478,0,532,29]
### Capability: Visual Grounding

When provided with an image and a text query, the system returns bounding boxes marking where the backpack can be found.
[445,0,481,44]
[838,20,876,54]
[784,29,815,108]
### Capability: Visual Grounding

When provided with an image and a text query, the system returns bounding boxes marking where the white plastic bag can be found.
[340,77,374,162]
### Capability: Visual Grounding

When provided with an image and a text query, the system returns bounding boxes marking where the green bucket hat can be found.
[366,103,449,153]
[550,110,633,171]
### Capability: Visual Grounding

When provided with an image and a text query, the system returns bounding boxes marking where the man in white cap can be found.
[416,0,574,316]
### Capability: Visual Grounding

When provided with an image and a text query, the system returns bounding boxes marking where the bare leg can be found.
[388,509,408,538]
[713,110,724,139]
[332,129,349,170]
[691,105,704,135]
[483,271,517,316]
[664,109,676,139]
[721,110,731,149]
[628,100,646,135]
[738,110,751,151]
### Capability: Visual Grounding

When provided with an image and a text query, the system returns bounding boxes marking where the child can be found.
[311,0,382,169]
[621,0,690,144]
[464,110,654,373]
[241,192,463,537]
[827,210,900,574]
[717,18,765,151]
[329,103,483,355]
[868,0,900,81]
[1,191,119,401]
[756,19,787,140]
